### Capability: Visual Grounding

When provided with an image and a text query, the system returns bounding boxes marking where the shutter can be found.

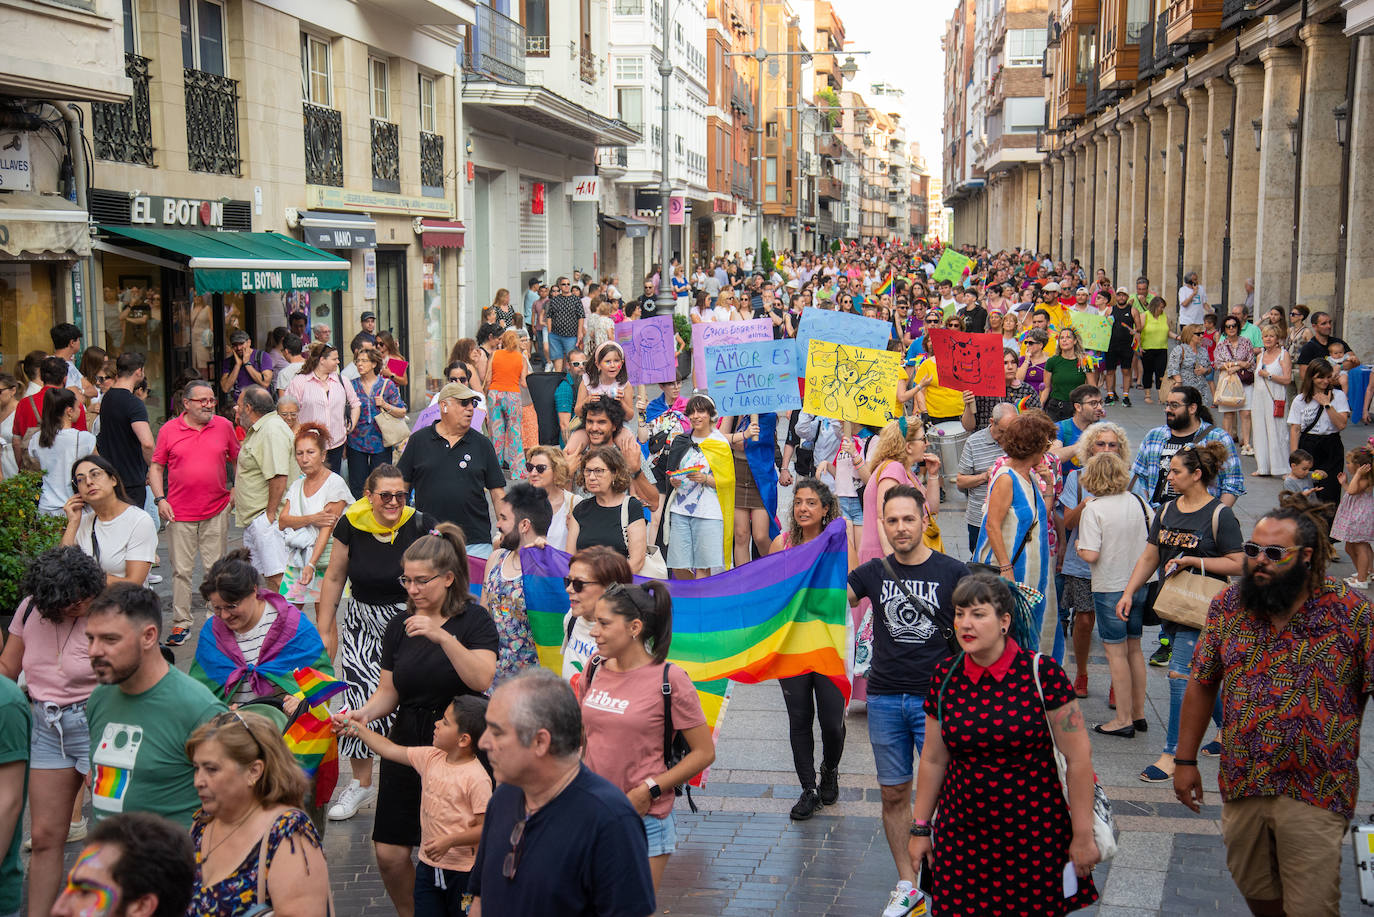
[519,177,548,272]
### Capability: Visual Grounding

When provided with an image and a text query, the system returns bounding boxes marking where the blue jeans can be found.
[867,693,926,785]
[1052,573,1067,663]
[1164,627,1223,755]
[414,861,468,917]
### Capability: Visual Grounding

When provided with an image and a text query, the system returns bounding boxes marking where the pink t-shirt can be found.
[8,599,99,706]
[152,414,239,521]
[405,747,492,871]
[860,459,919,565]
[579,661,706,818]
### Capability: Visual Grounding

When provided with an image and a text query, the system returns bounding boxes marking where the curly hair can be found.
[22,545,107,621]
[999,410,1056,460]
[577,444,632,494]
[788,477,840,547]
[1075,421,1132,469]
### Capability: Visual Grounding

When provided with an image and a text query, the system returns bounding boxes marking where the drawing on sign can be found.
[615,316,677,384]
[927,328,1005,396]
[1068,310,1112,352]
[794,309,891,375]
[803,341,902,427]
[705,340,801,416]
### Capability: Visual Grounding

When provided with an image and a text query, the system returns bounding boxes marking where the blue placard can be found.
[705,340,802,416]
[794,309,892,374]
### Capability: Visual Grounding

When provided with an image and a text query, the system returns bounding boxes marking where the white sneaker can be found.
[145,573,163,585]
[327,780,374,820]
[1346,575,1371,591]
[881,882,924,917]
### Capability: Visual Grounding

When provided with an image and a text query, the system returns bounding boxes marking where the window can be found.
[122,0,137,53]
[180,0,225,75]
[617,87,643,133]
[523,0,549,37]
[615,57,644,82]
[1006,28,1046,67]
[370,58,390,120]
[1125,0,1150,42]
[301,34,331,105]
[1005,97,1043,134]
[419,75,437,132]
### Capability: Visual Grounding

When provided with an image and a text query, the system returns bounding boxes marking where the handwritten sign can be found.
[614,315,677,384]
[1069,310,1113,352]
[931,248,973,285]
[691,319,773,389]
[927,329,1006,397]
[794,309,892,375]
[705,340,801,416]
[802,340,903,427]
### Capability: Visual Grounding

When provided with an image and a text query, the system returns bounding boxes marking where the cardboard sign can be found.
[1069,310,1113,352]
[802,340,903,426]
[931,248,973,285]
[927,329,1006,397]
[614,315,677,384]
[705,340,801,416]
[691,319,773,389]
[794,309,892,375]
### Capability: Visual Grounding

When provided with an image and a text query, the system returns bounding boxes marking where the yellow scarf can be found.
[343,498,415,544]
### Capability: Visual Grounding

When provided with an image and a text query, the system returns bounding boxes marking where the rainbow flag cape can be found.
[189,592,333,702]
[874,272,894,297]
[283,668,342,807]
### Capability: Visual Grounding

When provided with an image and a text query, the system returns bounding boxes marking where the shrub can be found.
[673,312,692,344]
[0,471,66,614]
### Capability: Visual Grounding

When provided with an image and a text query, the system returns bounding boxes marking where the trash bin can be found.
[929,420,969,488]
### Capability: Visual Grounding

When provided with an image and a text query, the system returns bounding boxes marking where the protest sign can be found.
[691,319,773,388]
[705,340,801,416]
[614,315,677,384]
[927,328,1006,397]
[931,248,973,285]
[802,340,903,426]
[1069,310,1113,352]
[794,309,891,375]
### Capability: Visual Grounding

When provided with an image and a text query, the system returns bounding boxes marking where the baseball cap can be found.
[1116,286,1130,294]
[361,311,377,321]
[1042,281,1060,292]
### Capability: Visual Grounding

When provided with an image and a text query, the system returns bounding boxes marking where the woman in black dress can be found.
[908,573,1100,915]
[338,522,499,917]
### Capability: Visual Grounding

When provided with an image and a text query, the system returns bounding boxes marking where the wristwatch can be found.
[153,496,165,504]
[644,777,662,800]
[909,820,932,838]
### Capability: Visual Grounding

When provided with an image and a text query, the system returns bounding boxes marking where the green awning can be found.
[98,226,350,293]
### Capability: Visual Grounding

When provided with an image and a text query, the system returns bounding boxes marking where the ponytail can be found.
[403,522,470,617]
[38,386,76,449]
[601,580,674,663]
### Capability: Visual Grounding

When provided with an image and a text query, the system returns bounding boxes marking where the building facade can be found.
[704,0,757,257]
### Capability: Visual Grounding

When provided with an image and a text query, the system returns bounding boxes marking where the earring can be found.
[1000,628,1007,635]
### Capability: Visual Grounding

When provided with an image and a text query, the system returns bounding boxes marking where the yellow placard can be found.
[803,340,903,427]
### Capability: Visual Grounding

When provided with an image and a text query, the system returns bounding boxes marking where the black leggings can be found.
[778,672,846,789]
[1140,349,1169,390]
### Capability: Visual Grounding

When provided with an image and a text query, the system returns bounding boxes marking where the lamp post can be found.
[656,0,675,314]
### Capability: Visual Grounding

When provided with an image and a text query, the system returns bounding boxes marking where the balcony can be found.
[729,79,753,118]
[371,119,400,192]
[989,66,1006,109]
[1221,0,1262,28]
[1166,0,1223,45]
[93,52,154,166]
[990,4,1007,49]
[420,131,444,193]
[818,134,843,159]
[816,175,843,201]
[463,4,525,85]
[303,102,344,187]
[184,68,240,175]
[580,46,597,84]
[1137,11,1156,78]
[613,0,644,12]
[597,146,628,176]
[1247,0,1300,15]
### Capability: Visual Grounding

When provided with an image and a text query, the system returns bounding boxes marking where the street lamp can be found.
[1286,117,1300,156]
[1251,117,1262,152]
[1219,126,1232,160]
[1333,101,1349,146]
[655,0,675,314]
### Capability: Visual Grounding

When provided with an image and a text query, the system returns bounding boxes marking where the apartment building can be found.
[704,0,757,256]
[756,0,806,253]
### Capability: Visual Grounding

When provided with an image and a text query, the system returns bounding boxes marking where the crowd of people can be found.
[0,239,1372,917]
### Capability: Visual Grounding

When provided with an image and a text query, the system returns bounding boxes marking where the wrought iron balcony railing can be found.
[93,52,155,166]
[580,46,597,84]
[371,118,399,192]
[464,4,526,85]
[420,131,444,191]
[303,103,343,187]
[184,68,240,175]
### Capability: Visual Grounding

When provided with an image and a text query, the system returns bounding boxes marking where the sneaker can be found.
[818,765,840,806]
[1345,575,1371,591]
[145,573,163,585]
[1122,395,1132,408]
[328,780,375,821]
[1105,393,1117,405]
[1149,641,1172,667]
[882,882,922,917]
[789,788,822,821]
[164,626,190,648]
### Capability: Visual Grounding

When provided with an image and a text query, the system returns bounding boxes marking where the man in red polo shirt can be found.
[12,356,88,452]
[148,378,239,647]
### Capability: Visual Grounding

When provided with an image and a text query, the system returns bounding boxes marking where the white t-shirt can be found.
[561,613,596,680]
[669,432,725,520]
[0,411,16,479]
[280,472,353,565]
[1178,285,1207,325]
[1077,492,1156,592]
[276,362,304,393]
[31,428,97,514]
[1287,390,1351,436]
[547,490,578,556]
[74,505,158,583]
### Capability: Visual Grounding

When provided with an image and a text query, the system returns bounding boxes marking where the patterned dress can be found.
[927,646,1099,915]
[482,548,539,687]
[188,809,322,916]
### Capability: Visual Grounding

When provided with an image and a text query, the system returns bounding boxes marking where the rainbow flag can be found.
[92,764,129,800]
[874,272,894,297]
[283,669,341,807]
[293,666,347,710]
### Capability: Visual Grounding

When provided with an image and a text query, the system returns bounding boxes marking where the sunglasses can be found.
[459,397,480,407]
[1241,541,1301,562]
[526,462,549,474]
[448,375,468,384]
[502,814,531,880]
[211,710,266,759]
[374,490,408,505]
[568,361,586,368]
[563,576,599,593]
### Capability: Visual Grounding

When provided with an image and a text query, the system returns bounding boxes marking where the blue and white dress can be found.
[973,466,1049,643]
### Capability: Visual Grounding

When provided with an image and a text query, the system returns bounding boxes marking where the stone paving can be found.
[26,398,1374,916]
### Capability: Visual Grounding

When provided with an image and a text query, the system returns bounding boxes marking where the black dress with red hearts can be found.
[925,644,1099,915]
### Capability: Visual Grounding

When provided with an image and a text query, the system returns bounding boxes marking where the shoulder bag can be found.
[1033,653,1117,861]
[1153,501,1228,630]
[619,496,668,579]
[371,380,411,448]
[879,556,957,655]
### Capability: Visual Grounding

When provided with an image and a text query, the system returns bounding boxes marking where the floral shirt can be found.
[1192,578,1374,819]
[189,809,321,915]
[347,376,406,454]
[483,548,539,688]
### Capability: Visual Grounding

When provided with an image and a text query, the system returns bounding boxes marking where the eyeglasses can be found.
[211,710,266,760]
[208,595,248,615]
[526,462,550,474]
[1241,541,1301,562]
[502,814,531,880]
[398,573,442,588]
[563,576,599,593]
[374,491,408,505]
[583,466,609,477]
[188,397,217,406]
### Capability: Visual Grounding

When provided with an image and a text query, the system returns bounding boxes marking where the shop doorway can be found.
[373,250,408,356]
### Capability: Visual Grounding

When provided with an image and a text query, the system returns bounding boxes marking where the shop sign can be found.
[306,185,453,217]
[713,198,736,215]
[303,224,376,249]
[194,267,350,294]
[130,195,227,228]
[668,196,685,225]
[0,133,31,191]
[570,176,599,201]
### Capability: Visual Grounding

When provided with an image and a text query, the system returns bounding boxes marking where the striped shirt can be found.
[230,602,279,703]
[958,427,1007,528]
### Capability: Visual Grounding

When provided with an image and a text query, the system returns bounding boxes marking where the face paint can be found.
[62,847,121,917]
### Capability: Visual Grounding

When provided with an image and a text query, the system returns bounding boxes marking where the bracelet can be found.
[1173,758,1199,767]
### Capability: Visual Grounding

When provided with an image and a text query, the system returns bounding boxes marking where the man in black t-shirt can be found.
[848,484,969,915]
[1295,311,1360,372]
[95,351,154,508]
[544,277,586,372]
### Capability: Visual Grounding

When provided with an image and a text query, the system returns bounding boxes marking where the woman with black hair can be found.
[0,546,108,917]
[1288,359,1351,507]
[30,387,95,515]
[577,580,716,892]
[60,454,157,586]
[769,477,856,820]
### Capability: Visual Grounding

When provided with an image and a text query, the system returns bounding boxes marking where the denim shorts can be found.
[667,513,724,570]
[837,495,863,525]
[866,692,926,785]
[31,700,91,773]
[548,334,579,362]
[643,812,677,857]
[1094,587,1147,644]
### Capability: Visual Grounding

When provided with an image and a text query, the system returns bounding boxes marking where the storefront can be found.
[0,192,90,380]
[293,210,377,350]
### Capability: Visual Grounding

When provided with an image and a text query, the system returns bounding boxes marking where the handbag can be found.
[1267,378,1287,418]
[620,496,668,579]
[374,405,410,448]
[1238,368,1255,386]
[1153,501,1228,630]
[1214,371,1245,409]
[1033,653,1118,862]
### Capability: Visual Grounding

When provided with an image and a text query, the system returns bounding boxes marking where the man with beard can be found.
[1175,506,1373,917]
[51,812,196,917]
[564,395,659,511]
[84,584,224,827]
[481,483,553,686]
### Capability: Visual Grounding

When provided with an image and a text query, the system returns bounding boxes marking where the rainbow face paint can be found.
[60,846,121,917]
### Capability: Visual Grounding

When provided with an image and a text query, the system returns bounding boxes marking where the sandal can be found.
[1139,764,1173,783]
[1074,673,1089,698]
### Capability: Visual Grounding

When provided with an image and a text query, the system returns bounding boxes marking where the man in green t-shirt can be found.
[85,584,225,828]
[0,675,29,917]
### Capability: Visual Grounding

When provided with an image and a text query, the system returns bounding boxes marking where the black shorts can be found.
[1103,342,1134,371]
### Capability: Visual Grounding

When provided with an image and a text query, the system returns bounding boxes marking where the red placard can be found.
[927,328,1006,397]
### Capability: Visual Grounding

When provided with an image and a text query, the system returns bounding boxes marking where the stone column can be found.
[1183,87,1209,305]
[1295,23,1351,313]
[1200,78,1234,310]
[1341,36,1373,359]
[1094,132,1111,276]
[1104,127,1122,282]
[1229,62,1264,313]
[1038,161,1053,253]
[1254,46,1302,313]
[1161,97,1188,306]
[1053,153,1067,260]
[1145,104,1169,292]
[1126,115,1149,283]
[1075,142,1090,264]
[1064,145,1078,261]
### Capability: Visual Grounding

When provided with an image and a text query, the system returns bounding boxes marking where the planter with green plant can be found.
[0,471,67,616]
[674,312,694,382]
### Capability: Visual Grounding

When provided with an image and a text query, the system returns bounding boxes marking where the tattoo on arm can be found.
[1055,702,1084,733]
